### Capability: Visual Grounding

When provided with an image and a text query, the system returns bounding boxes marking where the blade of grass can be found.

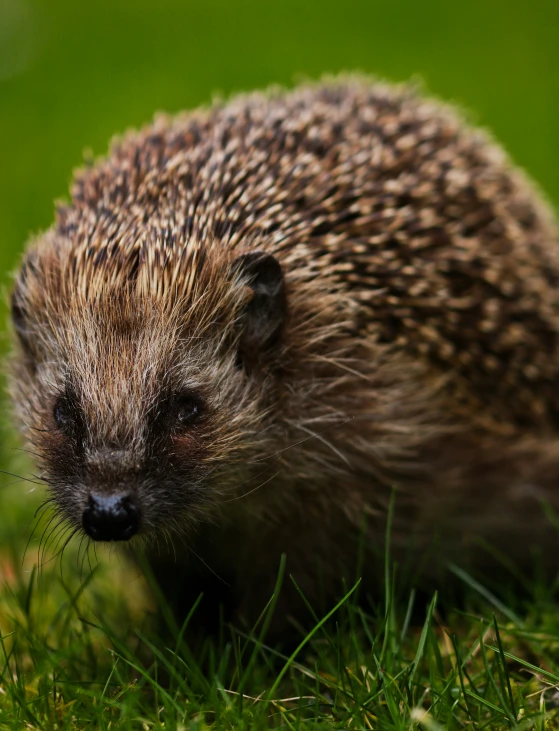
[449,564,522,626]
[493,614,517,721]
[267,580,361,700]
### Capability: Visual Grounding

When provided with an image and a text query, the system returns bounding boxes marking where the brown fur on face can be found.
[8,79,559,631]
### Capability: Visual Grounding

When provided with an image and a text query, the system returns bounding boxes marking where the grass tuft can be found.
[1,493,559,729]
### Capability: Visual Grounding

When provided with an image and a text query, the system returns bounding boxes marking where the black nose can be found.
[82,492,139,541]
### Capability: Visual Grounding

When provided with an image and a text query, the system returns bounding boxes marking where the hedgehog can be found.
[8,79,559,634]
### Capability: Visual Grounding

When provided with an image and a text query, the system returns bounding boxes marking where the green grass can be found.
[1,0,559,727]
[2,508,559,729]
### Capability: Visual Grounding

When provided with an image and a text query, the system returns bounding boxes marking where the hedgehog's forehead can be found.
[19,231,248,398]
[61,293,205,374]
[54,298,210,430]
[22,229,243,335]
[62,233,217,301]
[62,299,176,377]
[23,225,236,302]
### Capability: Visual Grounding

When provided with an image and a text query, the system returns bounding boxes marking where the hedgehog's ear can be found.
[233,251,286,357]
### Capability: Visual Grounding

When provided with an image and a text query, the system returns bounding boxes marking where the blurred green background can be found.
[0,0,557,532]
[1,0,558,281]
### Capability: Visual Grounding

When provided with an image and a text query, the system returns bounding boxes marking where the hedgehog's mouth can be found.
[81,490,140,542]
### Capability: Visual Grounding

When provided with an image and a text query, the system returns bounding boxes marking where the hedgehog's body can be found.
[9,81,559,632]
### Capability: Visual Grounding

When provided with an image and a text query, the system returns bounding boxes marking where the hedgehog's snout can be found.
[82,491,139,542]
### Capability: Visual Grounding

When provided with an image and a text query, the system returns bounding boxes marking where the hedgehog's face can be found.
[9,245,287,545]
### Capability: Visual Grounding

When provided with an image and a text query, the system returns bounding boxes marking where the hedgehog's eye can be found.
[52,394,79,436]
[53,397,75,434]
[175,394,202,427]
